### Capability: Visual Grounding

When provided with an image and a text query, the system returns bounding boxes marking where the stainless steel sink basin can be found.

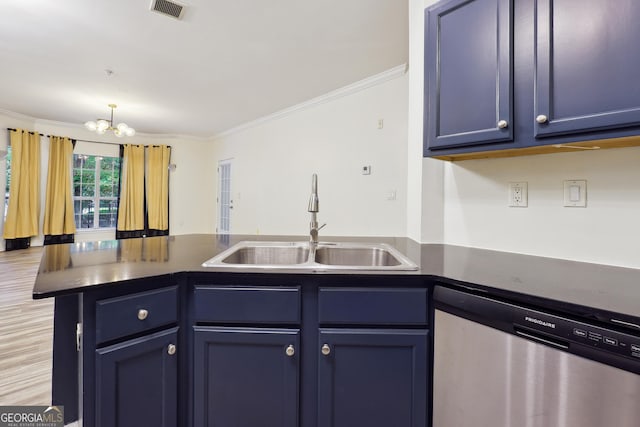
[204,242,310,267]
[314,245,402,267]
[202,241,418,271]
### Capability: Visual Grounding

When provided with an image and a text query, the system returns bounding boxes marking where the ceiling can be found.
[0,0,408,138]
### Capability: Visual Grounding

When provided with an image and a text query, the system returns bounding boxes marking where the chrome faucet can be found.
[308,173,326,244]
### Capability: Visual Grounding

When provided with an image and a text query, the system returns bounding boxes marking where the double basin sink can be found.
[202,241,418,271]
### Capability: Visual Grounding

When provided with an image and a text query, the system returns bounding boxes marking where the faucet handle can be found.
[318,223,327,231]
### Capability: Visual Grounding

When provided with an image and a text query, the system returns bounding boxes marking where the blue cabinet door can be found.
[95,327,178,427]
[193,326,300,427]
[317,329,429,427]
[425,0,513,149]
[534,0,640,137]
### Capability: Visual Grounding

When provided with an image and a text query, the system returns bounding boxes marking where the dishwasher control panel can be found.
[569,324,640,359]
[515,307,640,362]
[434,286,640,375]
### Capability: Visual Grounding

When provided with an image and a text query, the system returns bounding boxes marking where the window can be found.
[73,155,120,230]
[4,146,10,220]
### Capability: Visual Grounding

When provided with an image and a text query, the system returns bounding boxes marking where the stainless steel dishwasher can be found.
[433,286,640,427]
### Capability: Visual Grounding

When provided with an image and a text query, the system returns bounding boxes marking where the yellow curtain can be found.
[43,136,76,240]
[3,129,40,239]
[146,145,170,233]
[117,144,145,235]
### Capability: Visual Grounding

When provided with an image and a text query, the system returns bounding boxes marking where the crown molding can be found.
[0,108,37,122]
[213,63,408,140]
[0,108,210,142]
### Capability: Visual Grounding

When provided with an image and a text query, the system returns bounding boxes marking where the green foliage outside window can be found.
[73,155,120,229]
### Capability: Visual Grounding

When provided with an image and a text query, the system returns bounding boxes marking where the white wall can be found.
[0,110,214,249]
[411,0,640,268]
[443,148,640,268]
[211,72,409,237]
[407,0,442,243]
[168,137,216,235]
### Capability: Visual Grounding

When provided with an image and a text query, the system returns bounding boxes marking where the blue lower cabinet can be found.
[318,329,429,427]
[193,326,300,427]
[95,327,179,427]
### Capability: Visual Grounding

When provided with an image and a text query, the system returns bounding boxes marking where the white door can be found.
[217,159,232,234]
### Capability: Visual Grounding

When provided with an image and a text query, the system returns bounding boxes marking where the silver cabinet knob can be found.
[321,344,331,356]
[137,309,148,320]
[536,114,548,124]
[285,345,295,357]
[497,120,508,129]
[167,344,176,355]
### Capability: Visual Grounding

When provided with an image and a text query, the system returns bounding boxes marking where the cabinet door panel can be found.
[193,327,300,427]
[95,328,178,427]
[535,0,640,137]
[426,0,513,149]
[318,329,428,427]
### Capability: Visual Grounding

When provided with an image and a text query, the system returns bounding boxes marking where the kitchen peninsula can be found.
[34,234,640,427]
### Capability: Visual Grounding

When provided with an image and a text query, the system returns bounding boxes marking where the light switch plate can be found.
[563,180,587,207]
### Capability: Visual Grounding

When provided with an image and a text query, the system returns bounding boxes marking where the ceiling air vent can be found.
[150,0,185,20]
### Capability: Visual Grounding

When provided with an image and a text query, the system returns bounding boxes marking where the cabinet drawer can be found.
[194,286,300,324]
[96,286,178,344]
[318,287,428,326]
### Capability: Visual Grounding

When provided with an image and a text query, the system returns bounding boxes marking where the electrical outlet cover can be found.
[508,182,528,207]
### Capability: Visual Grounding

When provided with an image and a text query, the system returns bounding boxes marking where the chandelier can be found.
[84,104,136,137]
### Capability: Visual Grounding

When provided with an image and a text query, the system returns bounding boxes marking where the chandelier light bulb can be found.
[96,119,109,131]
[84,104,136,137]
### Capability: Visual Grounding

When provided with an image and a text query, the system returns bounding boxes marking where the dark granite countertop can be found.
[33,234,640,328]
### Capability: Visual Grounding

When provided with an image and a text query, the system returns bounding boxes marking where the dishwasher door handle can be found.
[514,327,569,350]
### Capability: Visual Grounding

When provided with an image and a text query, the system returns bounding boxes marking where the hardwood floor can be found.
[0,247,54,406]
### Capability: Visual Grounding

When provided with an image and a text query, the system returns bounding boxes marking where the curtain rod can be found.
[5,130,171,149]
[7,128,44,137]
[73,138,172,149]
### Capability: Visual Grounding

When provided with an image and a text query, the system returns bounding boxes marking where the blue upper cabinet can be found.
[425,0,640,159]
[425,0,513,150]
[534,0,640,137]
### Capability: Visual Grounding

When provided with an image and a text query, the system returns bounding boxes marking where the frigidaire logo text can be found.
[525,316,556,329]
